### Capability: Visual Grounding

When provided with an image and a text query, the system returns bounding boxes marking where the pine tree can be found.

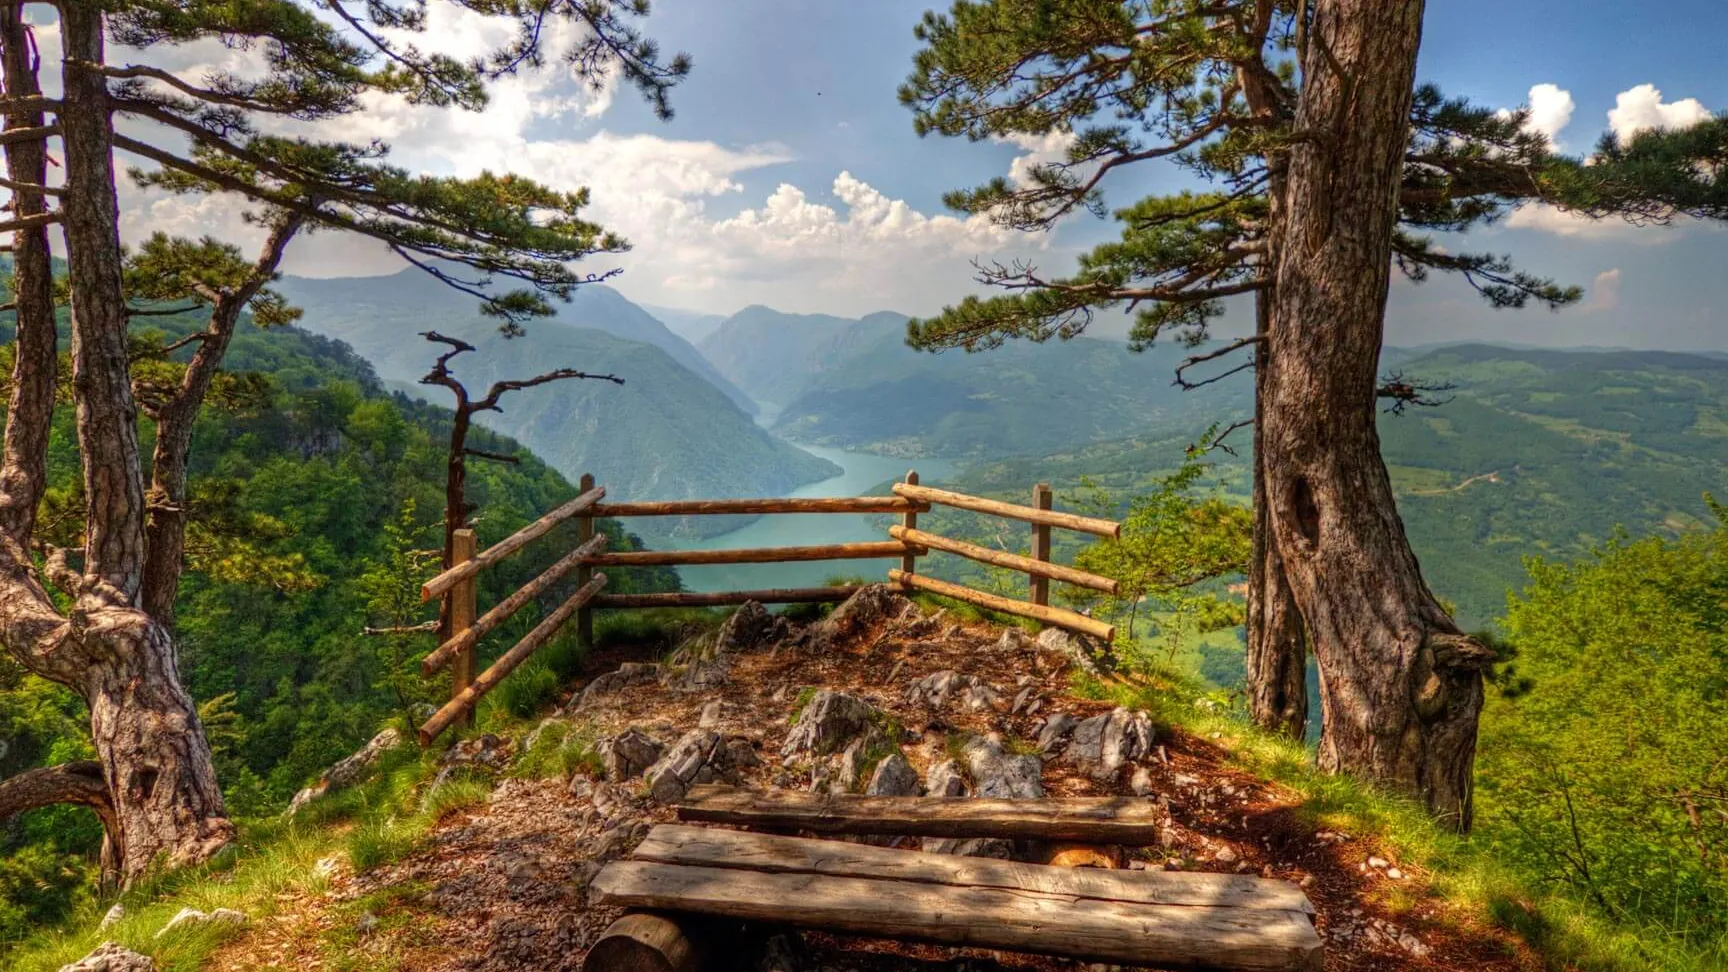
[0,1,686,883]
[898,0,1727,826]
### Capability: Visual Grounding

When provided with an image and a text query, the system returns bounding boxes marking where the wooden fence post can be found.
[1030,483,1052,628]
[577,473,596,655]
[899,470,919,578]
[450,528,478,729]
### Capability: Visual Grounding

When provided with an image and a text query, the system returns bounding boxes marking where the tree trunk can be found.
[0,7,56,542]
[1261,0,1492,829]
[55,6,234,877]
[1245,296,1307,740]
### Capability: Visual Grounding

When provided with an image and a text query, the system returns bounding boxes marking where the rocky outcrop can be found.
[809,585,911,650]
[571,662,660,709]
[905,670,1002,713]
[963,735,1044,799]
[714,600,795,654]
[433,733,513,786]
[57,943,157,972]
[833,729,892,793]
[1036,627,1114,676]
[925,759,969,797]
[288,727,405,815]
[156,906,247,939]
[866,753,920,796]
[642,729,759,803]
[662,653,730,694]
[597,729,664,782]
[782,690,884,758]
[1060,708,1156,781]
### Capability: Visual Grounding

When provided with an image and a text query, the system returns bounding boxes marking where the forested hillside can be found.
[0,306,679,936]
[275,272,838,536]
[698,305,1251,456]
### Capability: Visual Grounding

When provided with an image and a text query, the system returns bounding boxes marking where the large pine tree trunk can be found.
[55,5,233,877]
[1245,296,1308,740]
[1261,0,1493,829]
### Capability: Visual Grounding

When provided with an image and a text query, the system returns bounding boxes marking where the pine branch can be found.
[0,761,112,823]
[465,447,520,465]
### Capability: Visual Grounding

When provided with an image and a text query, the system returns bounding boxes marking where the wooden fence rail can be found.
[414,469,1120,745]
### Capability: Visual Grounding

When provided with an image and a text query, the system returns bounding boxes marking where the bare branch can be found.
[474,368,624,412]
[0,761,112,823]
[465,447,520,465]
[362,621,439,637]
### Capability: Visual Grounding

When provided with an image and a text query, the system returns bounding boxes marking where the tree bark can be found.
[1261,0,1492,829]
[36,6,235,877]
[0,6,57,544]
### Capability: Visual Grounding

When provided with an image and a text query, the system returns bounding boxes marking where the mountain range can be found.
[275,271,838,538]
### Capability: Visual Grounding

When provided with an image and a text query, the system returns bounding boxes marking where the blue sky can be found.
[95,1,1728,350]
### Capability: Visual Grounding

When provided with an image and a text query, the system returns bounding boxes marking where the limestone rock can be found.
[1065,708,1154,781]
[715,600,794,654]
[663,653,730,693]
[156,907,246,939]
[906,670,1001,712]
[698,699,724,728]
[288,727,404,815]
[782,690,882,758]
[98,903,125,930]
[1036,712,1078,753]
[571,662,660,709]
[925,759,969,797]
[1130,766,1155,797]
[1035,627,1114,676]
[994,628,1034,653]
[58,943,157,972]
[598,728,665,782]
[964,735,1043,799]
[810,585,911,649]
[644,729,743,803]
[834,729,890,792]
[866,752,921,797]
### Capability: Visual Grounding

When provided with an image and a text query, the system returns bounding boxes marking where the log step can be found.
[591,843,1322,972]
[676,785,1167,843]
[635,824,1314,914]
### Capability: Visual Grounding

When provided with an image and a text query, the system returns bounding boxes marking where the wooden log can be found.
[899,471,919,577]
[633,825,1313,914]
[888,569,1114,641]
[586,541,914,568]
[418,572,607,745]
[421,485,605,600]
[449,529,478,730]
[593,497,924,517]
[677,786,1161,843]
[422,532,608,677]
[577,473,597,655]
[590,862,1323,972]
[584,912,704,972]
[889,526,1118,595]
[592,587,860,610]
[1031,482,1053,614]
[893,482,1120,538]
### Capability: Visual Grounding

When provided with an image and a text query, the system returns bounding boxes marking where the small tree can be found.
[0,1,685,883]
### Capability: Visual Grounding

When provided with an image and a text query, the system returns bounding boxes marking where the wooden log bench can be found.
[587,815,1323,972]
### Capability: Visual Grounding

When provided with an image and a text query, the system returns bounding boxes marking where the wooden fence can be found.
[413,471,1120,744]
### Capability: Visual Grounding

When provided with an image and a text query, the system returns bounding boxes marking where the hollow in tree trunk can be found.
[1261,0,1494,829]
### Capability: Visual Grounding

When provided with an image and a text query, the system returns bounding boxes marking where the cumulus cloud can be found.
[1608,84,1712,146]
[1524,83,1576,146]
[1584,268,1622,312]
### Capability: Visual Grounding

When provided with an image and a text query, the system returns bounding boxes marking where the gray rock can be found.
[925,759,969,797]
[598,728,665,782]
[98,903,125,930]
[1036,712,1078,753]
[156,906,246,939]
[714,600,794,654]
[664,653,730,693]
[964,736,1043,799]
[522,717,568,754]
[781,690,882,758]
[58,943,157,972]
[1066,708,1154,780]
[1036,627,1114,675]
[572,662,660,709]
[1130,766,1155,796]
[995,628,1035,653]
[644,729,722,803]
[866,753,920,797]
[834,729,890,792]
[288,727,404,815]
[810,585,911,649]
[698,699,724,728]
[723,736,761,770]
[906,670,1001,711]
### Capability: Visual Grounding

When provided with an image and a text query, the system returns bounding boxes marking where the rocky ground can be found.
[96,586,1545,972]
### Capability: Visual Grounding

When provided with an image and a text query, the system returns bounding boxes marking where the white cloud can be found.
[1608,84,1712,146]
[1524,83,1576,146]
[1584,268,1622,312]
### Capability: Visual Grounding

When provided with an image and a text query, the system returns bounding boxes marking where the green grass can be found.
[1078,671,1728,972]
